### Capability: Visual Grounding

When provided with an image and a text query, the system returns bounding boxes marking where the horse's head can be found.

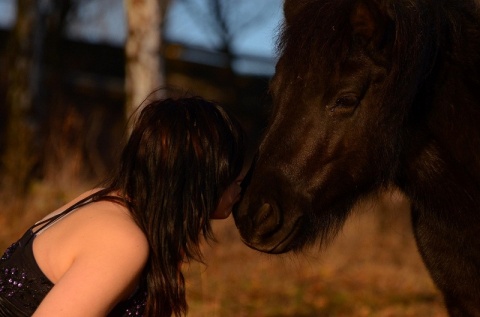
[234,0,440,253]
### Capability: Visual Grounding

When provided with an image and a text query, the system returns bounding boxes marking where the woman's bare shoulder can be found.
[34,191,149,285]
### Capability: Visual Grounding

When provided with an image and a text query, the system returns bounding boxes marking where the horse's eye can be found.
[328,95,360,114]
[335,95,359,108]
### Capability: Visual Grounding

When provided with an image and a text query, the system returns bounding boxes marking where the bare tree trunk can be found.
[124,0,166,122]
[2,0,47,195]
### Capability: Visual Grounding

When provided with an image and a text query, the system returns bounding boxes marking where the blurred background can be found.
[0,0,447,315]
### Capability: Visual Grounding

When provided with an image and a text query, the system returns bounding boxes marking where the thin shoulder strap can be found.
[29,191,103,233]
[29,188,129,235]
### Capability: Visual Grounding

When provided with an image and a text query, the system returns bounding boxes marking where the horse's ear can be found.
[349,1,392,48]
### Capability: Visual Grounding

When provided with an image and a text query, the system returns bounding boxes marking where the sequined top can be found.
[0,195,147,316]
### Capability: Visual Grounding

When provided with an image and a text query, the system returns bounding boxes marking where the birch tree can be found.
[124,0,169,121]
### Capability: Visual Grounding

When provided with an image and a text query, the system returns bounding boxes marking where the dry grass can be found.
[1,186,447,316]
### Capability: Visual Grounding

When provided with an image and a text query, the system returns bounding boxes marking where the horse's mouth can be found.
[243,215,304,254]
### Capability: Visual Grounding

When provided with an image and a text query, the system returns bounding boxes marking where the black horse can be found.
[233,0,480,315]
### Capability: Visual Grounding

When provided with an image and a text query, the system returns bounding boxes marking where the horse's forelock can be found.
[279,0,354,80]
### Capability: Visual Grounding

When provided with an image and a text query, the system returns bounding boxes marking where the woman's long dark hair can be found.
[97,97,244,316]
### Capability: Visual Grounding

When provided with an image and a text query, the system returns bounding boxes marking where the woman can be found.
[0,96,245,316]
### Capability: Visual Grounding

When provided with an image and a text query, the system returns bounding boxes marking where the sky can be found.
[0,0,283,75]
[0,0,14,28]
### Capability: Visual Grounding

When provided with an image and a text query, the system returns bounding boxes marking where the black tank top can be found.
[0,194,147,316]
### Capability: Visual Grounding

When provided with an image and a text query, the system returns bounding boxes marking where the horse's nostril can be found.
[253,202,282,237]
[256,203,273,223]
